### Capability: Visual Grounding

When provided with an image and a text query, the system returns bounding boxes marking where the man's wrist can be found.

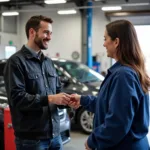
[48,95,54,103]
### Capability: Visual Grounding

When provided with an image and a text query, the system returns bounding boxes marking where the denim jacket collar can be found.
[21,45,47,60]
[108,61,122,74]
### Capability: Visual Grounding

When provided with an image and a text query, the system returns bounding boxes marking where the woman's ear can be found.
[115,38,119,48]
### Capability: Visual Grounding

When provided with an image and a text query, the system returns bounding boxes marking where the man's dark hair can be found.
[25,15,53,39]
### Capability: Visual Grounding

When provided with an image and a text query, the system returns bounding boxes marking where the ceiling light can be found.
[122,3,149,6]
[2,12,19,16]
[44,0,66,4]
[0,0,10,2]
[57,10,77,15]
[102,6,122,11]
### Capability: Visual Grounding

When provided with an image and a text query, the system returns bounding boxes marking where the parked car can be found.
[0,58,104,134]
[0,76,70,150]
[52,58,104,133]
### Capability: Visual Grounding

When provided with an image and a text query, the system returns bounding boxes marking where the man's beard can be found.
[34,35,48,50]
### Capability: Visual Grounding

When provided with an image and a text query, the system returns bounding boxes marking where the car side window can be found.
[55,68,64,77]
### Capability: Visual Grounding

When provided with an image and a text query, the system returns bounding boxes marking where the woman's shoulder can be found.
[114,65,138,80]
[117,65,136,74]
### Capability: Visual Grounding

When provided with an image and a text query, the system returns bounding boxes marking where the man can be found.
[4,15,70,150]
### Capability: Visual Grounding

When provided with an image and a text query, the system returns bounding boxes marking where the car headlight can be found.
[82,86,88,91]
[92,91,98,96]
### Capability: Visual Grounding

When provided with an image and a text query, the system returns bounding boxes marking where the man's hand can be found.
[48,93,70,105]
[68,94,81,109]
[85,140,92,150]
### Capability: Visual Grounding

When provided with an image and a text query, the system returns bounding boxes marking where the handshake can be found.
[48,93,81,109]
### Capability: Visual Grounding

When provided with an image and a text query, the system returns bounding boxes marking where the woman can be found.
[70,20,150,150]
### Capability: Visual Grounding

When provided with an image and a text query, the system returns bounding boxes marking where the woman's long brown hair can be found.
[106,20,150,93]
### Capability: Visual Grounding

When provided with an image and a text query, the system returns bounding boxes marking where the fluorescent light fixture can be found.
[0,0,10,2]
[2,11,19,16]
[44,0,66,4]
[121,3,149,6]
[57,9,77,15]
[102,6,122,11]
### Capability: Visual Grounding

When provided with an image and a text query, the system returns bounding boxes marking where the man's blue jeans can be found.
[15,135,63,150]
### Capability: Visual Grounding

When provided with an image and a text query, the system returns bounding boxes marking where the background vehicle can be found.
[52,58,104,134]
[0,58,104,134]
[0,76,70,150]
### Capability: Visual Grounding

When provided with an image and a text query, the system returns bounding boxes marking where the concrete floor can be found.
[64,126,89,150]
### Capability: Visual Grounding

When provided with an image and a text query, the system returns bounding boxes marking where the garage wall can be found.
[0,32,19,48]
[92,8,110,72]
[111,15,150,25]
[3,16,18,33]
[0,15,19,48]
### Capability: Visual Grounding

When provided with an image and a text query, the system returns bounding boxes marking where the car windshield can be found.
[54,60,104,83]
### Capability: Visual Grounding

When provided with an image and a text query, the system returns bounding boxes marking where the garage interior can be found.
[0,0,150,150]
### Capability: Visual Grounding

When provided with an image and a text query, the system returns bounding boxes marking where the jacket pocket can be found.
[27,72,43,93]
[28,73,42,80]
[47,72,57,94]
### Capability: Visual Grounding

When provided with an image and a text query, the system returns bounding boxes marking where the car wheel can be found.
[77,108,93,134]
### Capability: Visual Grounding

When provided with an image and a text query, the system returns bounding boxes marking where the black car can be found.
[52,58,104,133]
[0,58,104,134]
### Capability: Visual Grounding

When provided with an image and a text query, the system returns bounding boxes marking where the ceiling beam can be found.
[105,10,150,17]
[31,0,45,7]
[73,0,85,7]
[0,0,45,8]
